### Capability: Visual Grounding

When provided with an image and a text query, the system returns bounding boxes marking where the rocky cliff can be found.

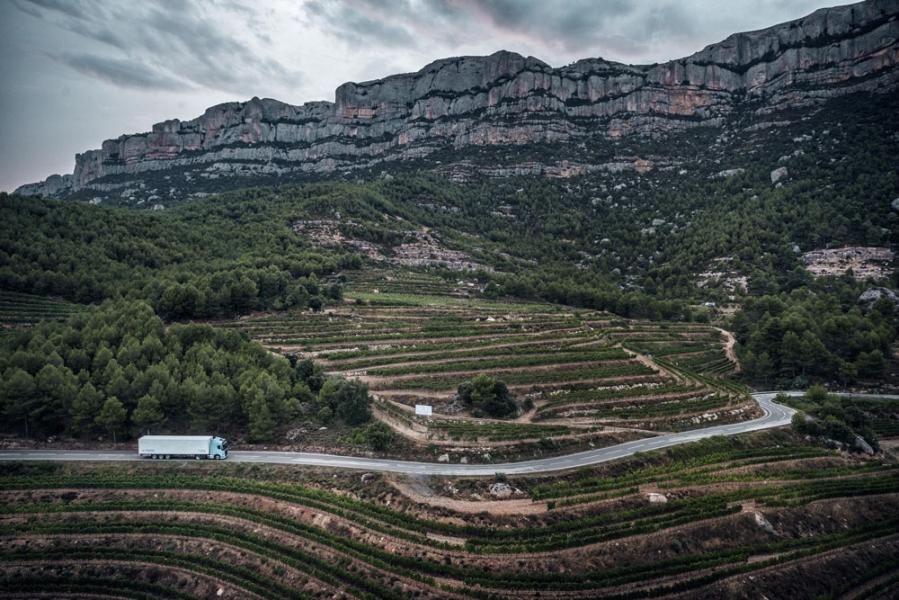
[16,0,899,199]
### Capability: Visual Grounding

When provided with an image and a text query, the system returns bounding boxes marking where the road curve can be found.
[0,392,803,476]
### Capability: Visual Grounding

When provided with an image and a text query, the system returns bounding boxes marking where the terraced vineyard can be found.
[343,268,484,299]
[0,290,85,329]
[3,430,897,599]
[607,322,738,377]
[219,289,753,454]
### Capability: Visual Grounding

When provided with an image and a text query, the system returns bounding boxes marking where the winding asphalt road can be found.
[0,392,800,476]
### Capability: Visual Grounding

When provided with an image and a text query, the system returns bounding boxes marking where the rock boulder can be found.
[489,482,513,499]
[770,166,789,184]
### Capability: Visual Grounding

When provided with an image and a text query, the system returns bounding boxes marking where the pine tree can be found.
[247,394,276,443]
[95,396,127,442]
[132,394,164,434]
[1,368,37,437]
[71,382,103,434]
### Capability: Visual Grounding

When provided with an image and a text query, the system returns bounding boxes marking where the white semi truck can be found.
[138,435,230,460]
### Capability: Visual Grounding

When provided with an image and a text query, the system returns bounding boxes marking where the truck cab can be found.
[212,436,229,459]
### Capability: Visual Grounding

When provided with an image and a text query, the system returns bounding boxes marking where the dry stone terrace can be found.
[4,426,899,599]
[0,290,85,329]
[215,281,750,450]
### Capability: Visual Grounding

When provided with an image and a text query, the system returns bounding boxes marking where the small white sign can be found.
[414,404,433,417]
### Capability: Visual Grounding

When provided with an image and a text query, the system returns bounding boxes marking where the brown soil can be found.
[716,327,741,374]
[0,557,265,600]
[680,533,899,600]
[1,509,459,597]
[390,477,549,516]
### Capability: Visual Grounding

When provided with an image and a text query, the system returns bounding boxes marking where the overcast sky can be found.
[1,0,840,192]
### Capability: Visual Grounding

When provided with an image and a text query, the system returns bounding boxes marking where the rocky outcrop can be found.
[852,434,875,455]
[16,0,899,198]
[858,286,899,311]
[770,166,789,184]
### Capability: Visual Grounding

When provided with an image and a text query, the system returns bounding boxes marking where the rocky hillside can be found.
[16,0,899,201]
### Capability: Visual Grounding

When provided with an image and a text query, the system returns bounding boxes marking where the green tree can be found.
[855,349,886,378]
[318,379,371,426]
[247,395,276,443]
[34,364,78,433]
[363,421,395,451]
[106,372,132,406]
[805,384,830,404]
[1,368,37,436]
[457,375,517,418]
[791,412,822,436]
[71,382,103,434]
[95,396,127,442]
[132,394,164,434]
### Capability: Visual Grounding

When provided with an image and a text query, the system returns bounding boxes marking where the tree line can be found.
[0,301,372,443]
[733,277,897,387]
[0,193,358,318]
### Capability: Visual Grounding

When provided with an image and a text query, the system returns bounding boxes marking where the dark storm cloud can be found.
[13,0,299,93]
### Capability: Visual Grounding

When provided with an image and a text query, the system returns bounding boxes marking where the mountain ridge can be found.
[15,0,899,200]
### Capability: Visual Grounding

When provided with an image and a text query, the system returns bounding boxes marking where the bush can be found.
[823,416,853,443]
[341,421,395,451]
[456,375,517,419]
[791,412,822,436]
[318,379,371,425]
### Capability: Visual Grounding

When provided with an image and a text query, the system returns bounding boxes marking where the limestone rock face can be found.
[770,166,789,184]
[16,0,899,198]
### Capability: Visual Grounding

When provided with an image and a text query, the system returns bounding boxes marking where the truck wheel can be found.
[214,455,222,460]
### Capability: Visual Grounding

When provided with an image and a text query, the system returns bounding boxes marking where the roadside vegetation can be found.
[787,386,896,453]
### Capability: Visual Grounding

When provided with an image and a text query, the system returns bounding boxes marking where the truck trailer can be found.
[138,435,229,460]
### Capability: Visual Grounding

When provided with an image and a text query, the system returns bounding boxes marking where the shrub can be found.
[456,375,517,418]
[318,379,371,425]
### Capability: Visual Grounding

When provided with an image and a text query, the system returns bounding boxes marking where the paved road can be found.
[0,392,803,476]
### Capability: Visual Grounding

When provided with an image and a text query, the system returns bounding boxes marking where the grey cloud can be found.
[21,0,89,20]
[299,0,687,60]
[56,53,186,90]
[14,0,299,93]
[303,0,418,48]
[10,0,43,19]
